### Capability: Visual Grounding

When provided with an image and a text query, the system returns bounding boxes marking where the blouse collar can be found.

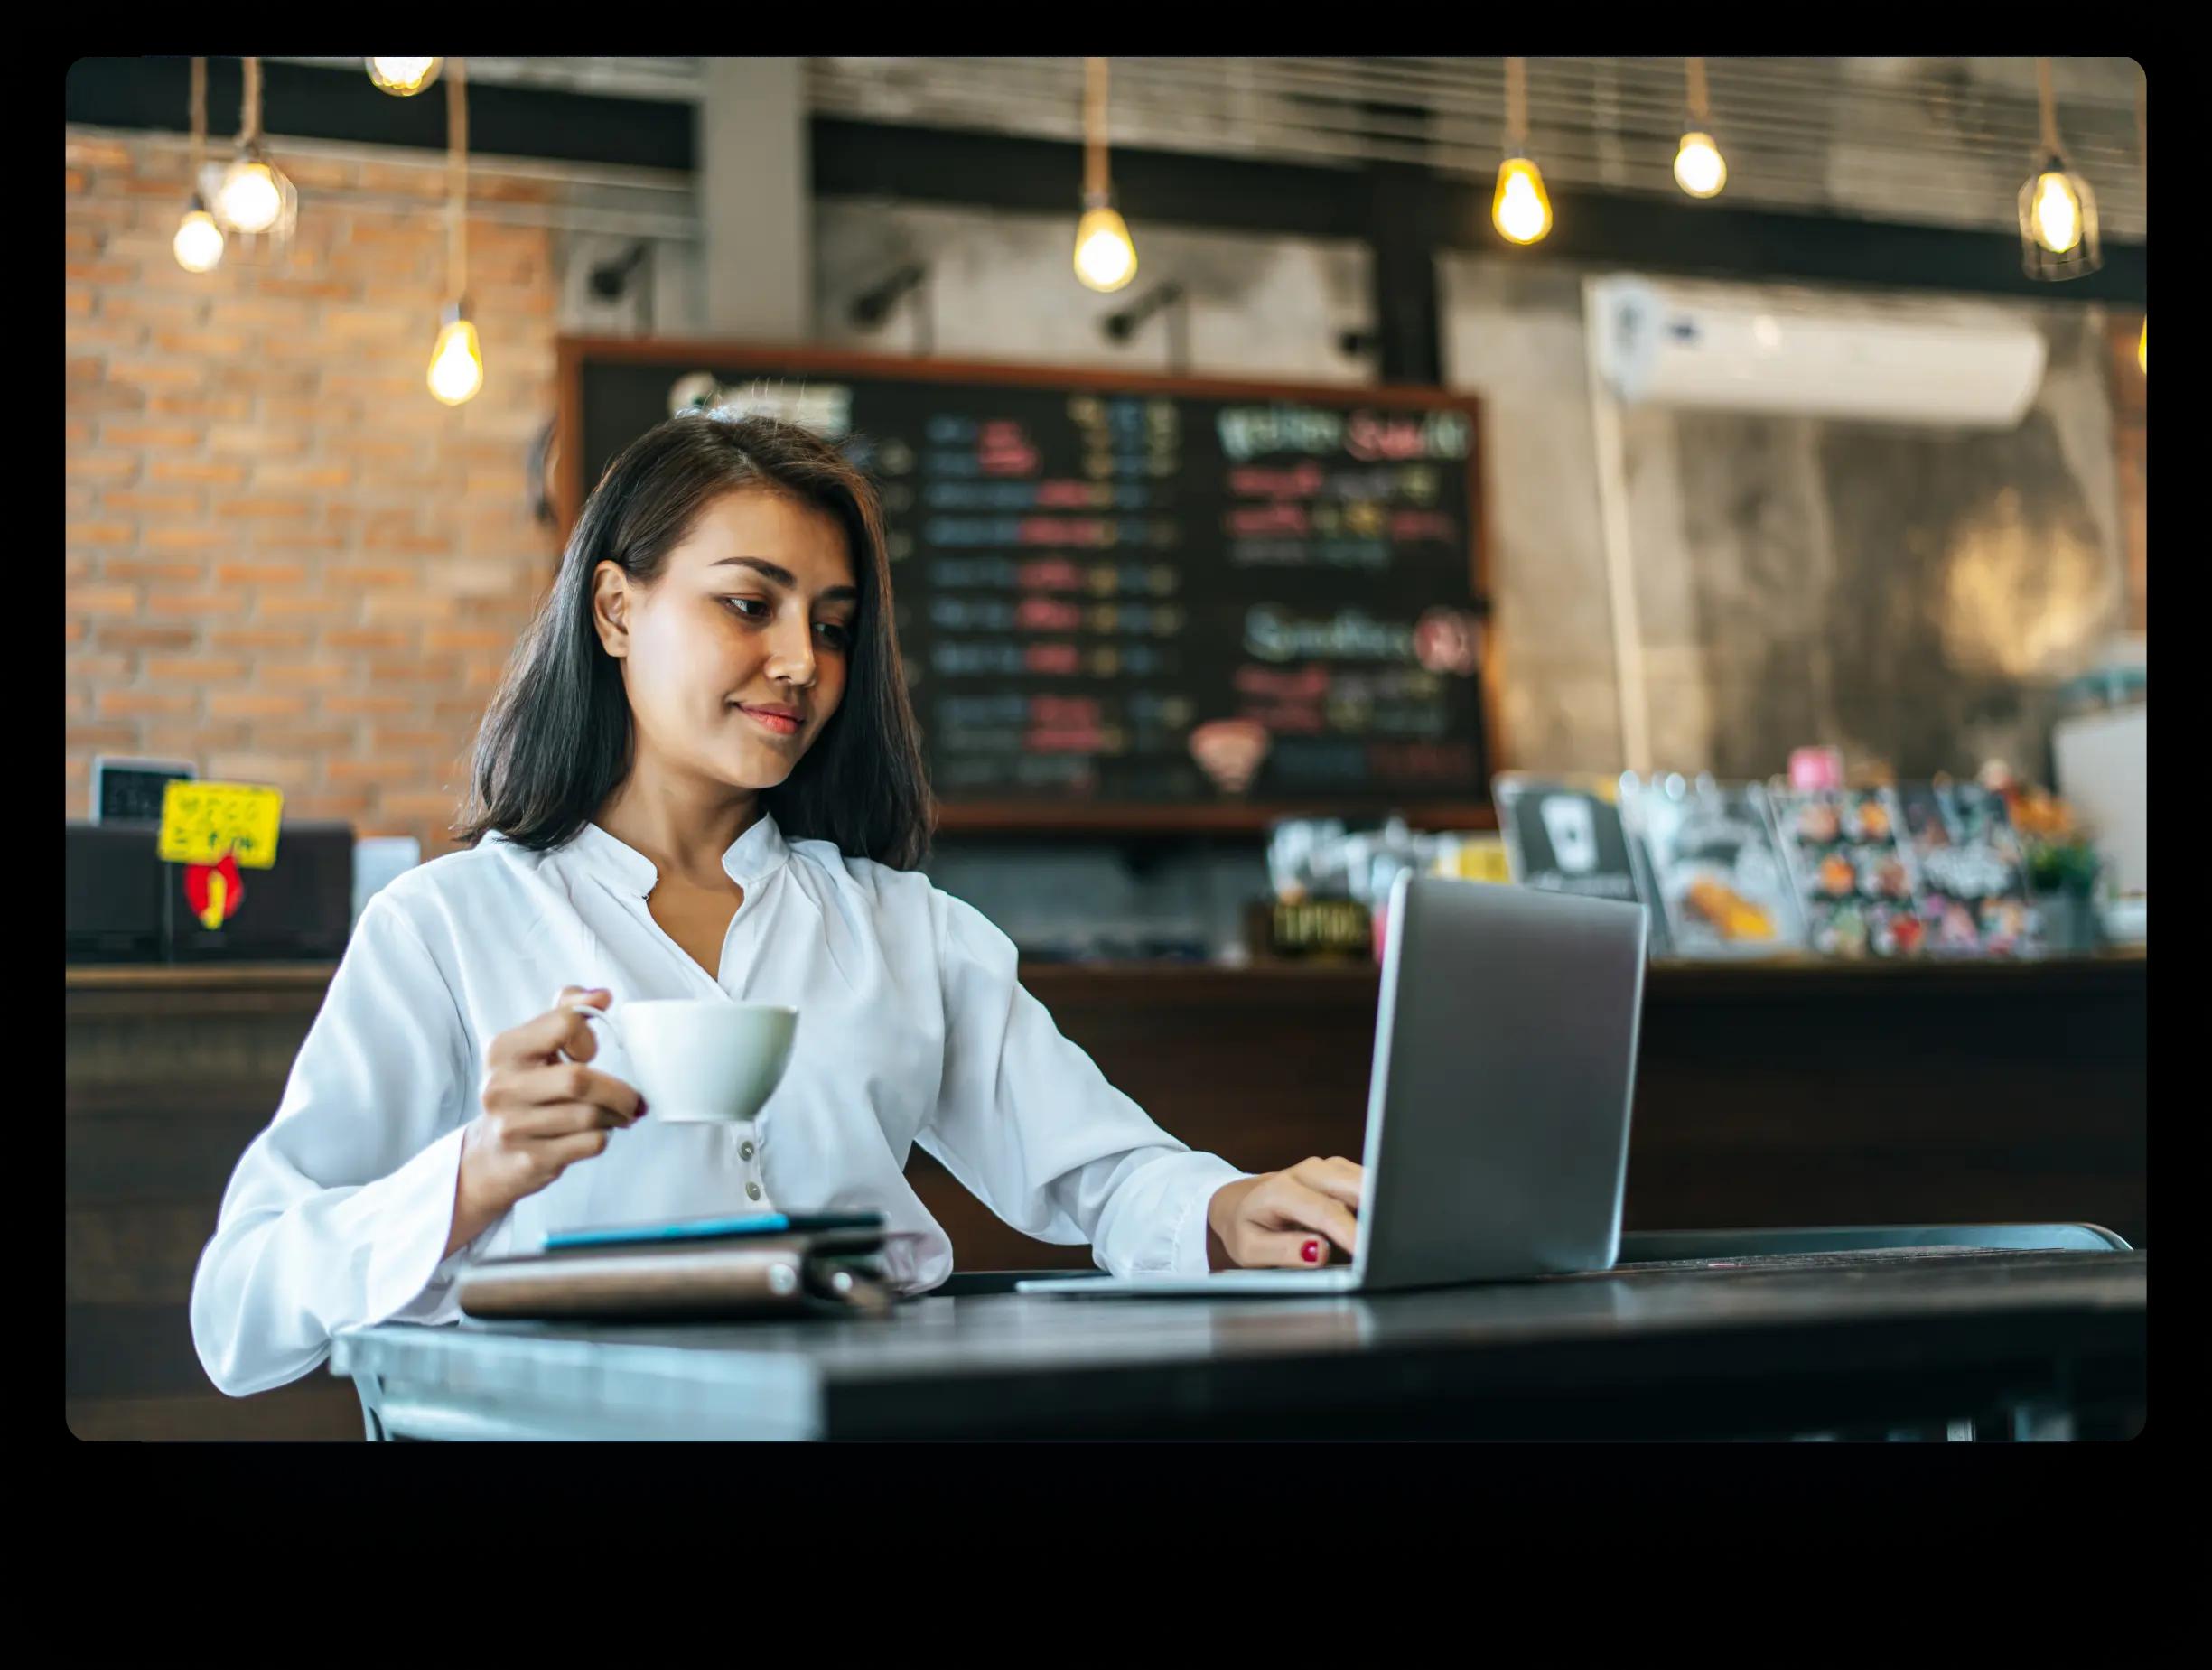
[567,811,789,897]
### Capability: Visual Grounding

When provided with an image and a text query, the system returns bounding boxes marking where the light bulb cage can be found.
[2018,153,2101,281]
[204,142,297,258]
[366,56,445,97]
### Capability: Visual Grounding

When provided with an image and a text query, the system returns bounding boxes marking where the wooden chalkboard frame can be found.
[557,336,1502,835]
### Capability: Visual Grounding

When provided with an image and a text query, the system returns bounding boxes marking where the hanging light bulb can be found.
[428,302,484,405]
[2029,169,2084,253]
[1492,59,1553,246]
[209,60,296,257]
[173,198,226,273]
[428,61,483,405]
[216,152,284,233]
[1674,133,1727,198]
[2019,157,2097,275]
[172,59,223,274]
[366,57,443,96]
[1073,57,1139,293]
[1493,155,1553,244]
[1673,59,1726,199]
[1075,197,1138,293]
[2018,58,2101,280]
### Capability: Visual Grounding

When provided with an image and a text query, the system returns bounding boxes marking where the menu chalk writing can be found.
[574,349,1492,812]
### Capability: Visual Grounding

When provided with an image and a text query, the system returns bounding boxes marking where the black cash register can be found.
[64,820,355,964]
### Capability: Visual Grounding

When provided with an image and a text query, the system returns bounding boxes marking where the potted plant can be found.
[2002,779,2105,954]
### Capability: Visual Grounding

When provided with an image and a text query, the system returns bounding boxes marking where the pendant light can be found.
[1673,56,1728,199]
[366,56,443,96]
[210,57,296,253]
[2018,56,2100,280]
[1492,56,1553,246]
[172,57,225,274]
[1073,56,1138,293]
[427,57,484,406]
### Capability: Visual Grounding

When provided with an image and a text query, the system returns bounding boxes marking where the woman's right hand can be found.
[446,986,645,1256]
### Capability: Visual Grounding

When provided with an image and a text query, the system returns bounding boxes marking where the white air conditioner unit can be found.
[1590,275,2048,428]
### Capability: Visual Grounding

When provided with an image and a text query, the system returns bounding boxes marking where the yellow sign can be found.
[1451,837,1514,884]
[158,781,284,870]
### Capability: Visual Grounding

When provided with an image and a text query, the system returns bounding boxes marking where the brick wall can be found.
[65,130,564,857]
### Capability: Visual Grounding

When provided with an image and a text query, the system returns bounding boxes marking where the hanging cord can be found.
[448,56,469,303]
[1084,57,1109,200]
[1505,56,1528,149]
[1685,55,1711,128]
[240,54,261,146]
[2036,56,2062,159]
[188,56,207,182]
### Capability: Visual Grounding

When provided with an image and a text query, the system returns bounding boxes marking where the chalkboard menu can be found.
[562,341,1495,826]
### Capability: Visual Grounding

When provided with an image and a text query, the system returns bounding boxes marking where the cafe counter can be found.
[66,950,2146,1441]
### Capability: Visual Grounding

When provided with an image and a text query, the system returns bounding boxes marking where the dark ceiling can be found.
[65,56,2144,309]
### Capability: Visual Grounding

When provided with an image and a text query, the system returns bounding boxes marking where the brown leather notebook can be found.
[458,1230,896,1321]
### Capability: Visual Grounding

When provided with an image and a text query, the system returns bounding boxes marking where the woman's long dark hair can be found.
[455,410,933,869]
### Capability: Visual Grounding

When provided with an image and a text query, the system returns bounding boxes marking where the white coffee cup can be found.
[568,998,798,1124]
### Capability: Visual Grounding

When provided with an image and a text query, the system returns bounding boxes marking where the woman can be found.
[192,410,1366,1397]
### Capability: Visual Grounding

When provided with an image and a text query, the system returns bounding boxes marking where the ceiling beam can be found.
[64,56,695,173]
[813,117,2147,308]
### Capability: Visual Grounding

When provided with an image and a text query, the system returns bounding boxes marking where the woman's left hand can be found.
[1206,1158,1363,1270]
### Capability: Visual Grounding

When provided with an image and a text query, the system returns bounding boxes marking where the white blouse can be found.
[190,813,1249,1396]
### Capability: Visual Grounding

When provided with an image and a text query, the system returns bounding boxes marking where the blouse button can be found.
[746,1181,762,1201]
[740,1141,755,1162]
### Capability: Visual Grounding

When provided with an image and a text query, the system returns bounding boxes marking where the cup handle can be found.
[566,1003,621,1055]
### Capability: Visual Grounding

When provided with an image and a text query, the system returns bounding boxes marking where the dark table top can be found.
[331,1247,2146,1441]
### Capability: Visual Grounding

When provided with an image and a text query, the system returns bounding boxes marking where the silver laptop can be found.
[1016,872,1649,1297]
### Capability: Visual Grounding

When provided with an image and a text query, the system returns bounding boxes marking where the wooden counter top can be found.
[66,945,2147,1441]
[68,963,342,990]
[65,947,2149,1009]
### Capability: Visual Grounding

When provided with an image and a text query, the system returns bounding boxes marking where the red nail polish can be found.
[634,1099,648,1119]
[1302,1239,1322,1264]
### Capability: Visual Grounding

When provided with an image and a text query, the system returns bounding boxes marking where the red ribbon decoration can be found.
[183,848,245,928]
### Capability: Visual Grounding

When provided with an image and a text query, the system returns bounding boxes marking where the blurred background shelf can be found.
[930,803,1503,836]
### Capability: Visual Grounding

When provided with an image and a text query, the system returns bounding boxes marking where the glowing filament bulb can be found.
[367,57,443,96]
[173,206,225,273]
[1074,204,1137,293]
[1674,131,1727,198]
[1492,157,1553,245]
[428,314,484,406]
[2030,172,2084,254]
[217,159,282,234]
